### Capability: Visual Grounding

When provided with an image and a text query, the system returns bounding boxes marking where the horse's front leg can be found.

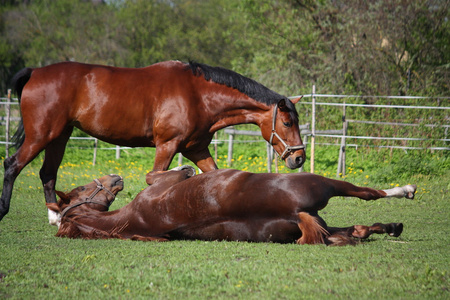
[40,127,73,225]
[152,140,181,172]
[182,147,218,172]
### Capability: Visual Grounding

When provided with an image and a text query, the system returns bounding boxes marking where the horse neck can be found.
[206,89,272,132]
[61,208,130,238]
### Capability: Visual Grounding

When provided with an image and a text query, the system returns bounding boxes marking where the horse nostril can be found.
[295,156,303,166]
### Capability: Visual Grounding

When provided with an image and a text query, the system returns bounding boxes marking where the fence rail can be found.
[1,88,449,175]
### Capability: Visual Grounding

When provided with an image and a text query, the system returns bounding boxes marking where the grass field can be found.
[0,142,449,299]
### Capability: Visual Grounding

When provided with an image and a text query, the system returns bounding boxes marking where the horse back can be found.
[19,61,202,145]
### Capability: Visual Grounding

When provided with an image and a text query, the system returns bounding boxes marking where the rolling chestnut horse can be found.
[47,166,416,246]
[1,61,306,223]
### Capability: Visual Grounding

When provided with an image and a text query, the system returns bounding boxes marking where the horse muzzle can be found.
[285,152,306,169]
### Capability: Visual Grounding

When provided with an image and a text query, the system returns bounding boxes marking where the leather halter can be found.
[269,103,305,160]
[60,179,116,218]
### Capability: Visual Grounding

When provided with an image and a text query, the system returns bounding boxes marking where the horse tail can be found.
[10,67,33,149]
[296,212,329,245]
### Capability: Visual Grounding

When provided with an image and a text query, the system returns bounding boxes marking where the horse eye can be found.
[283,122,292,128]
[79,186,86,191]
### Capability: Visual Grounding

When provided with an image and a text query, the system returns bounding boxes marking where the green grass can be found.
[0,141,449,299]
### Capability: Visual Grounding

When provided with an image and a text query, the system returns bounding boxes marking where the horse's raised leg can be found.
[331,179,417,200]
[40,127,73,225]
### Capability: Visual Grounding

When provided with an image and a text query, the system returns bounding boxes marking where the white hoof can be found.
[403,184,417,199]
[383,184,416,199]
[48,208,61,227]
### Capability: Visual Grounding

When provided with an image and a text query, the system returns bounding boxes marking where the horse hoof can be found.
[388,223,403,237]
[404,184,416,199]
[171,165,196,177]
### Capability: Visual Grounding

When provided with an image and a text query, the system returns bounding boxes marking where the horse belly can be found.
[175,219,300,243]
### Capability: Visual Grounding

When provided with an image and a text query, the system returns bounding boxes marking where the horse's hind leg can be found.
[0,141,45,220]
[40,127,73,225]
[331,179,417,200]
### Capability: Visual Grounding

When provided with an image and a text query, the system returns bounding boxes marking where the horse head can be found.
[262,97,306,169]
[46,174,124,226]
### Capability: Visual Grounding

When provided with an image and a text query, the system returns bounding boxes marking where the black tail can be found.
[10,67,33,149]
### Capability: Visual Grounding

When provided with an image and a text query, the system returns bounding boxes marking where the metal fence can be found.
[1,87,449,175]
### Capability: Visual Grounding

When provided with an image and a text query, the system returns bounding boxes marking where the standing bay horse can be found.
[1,61,306,223]
[47,167,416,245]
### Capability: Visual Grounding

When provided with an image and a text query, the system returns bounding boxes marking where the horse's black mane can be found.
[186,61,298,122]
[187,61,295,107]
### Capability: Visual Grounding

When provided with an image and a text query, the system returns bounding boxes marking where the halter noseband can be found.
[60,179,116,218]
[269,103,305,160]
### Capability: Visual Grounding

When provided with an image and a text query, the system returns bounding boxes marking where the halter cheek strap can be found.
[269,104,305,159]
[60,179,116,218]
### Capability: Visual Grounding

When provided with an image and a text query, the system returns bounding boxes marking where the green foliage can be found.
[1,0,448,96]
[369,152,450,185]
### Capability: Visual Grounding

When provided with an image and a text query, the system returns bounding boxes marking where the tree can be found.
[231,0,449,96]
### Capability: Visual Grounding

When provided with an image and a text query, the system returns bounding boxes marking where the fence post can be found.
[266,142,272,173]
[214,132,218,162]
[178,153,183,166]
[115,145,120,159]
[93,138,98,166]
[299,123,309,173]
[310,85,316,174]
[275,152,278,173]
[227,132,234,167]
[337,101,347,177]
[5,89,11,158]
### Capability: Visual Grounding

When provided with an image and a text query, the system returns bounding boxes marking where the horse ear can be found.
[46,202,61,213]
[277,99,289,112]
[56,190,70,204]
[290,95,303,105]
